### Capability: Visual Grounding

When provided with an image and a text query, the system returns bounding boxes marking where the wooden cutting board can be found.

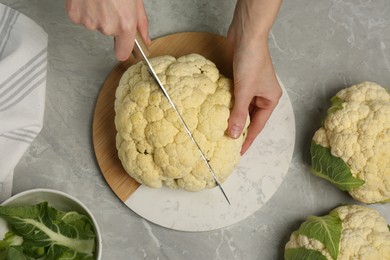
[92,32,233,202]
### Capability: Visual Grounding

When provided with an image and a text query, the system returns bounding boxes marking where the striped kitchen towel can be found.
[0,4,48,201]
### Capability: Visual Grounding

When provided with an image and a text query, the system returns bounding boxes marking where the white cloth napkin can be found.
[0,4,48,202]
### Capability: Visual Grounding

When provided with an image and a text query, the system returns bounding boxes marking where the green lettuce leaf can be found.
[0,231,24,259]
[293,209,342,260]
[310,141,365,191]
[284,247,328,260]
[0,202,96,260]
[5,246,34,260]
[0,231,23,249]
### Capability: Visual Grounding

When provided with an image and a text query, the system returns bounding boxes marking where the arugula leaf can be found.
[310,141,365,191]
[285,247,328,260]
[0,202,96,260]
[293,209,342,260]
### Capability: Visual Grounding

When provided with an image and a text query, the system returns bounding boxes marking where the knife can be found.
[132,33,231,205]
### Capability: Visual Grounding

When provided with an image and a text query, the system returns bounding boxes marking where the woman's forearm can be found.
[230,0,282,45]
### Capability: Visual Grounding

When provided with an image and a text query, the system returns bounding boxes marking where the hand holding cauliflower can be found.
[311,82,390,203]
[115,54,248,191]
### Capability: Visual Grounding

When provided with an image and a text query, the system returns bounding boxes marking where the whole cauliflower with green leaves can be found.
[115,54,248,191]
[310,82,390,203]
[284,205,390,260]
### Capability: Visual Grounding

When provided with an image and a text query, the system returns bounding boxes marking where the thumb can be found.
[228,88,251,139]
[114,33,135,61]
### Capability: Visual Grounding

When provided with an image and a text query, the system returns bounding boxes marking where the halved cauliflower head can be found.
[311,82,390,203]
[115,54,249,191]
[285,205,390,260]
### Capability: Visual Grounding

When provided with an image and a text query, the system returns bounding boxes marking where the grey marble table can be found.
[1,0,390,259]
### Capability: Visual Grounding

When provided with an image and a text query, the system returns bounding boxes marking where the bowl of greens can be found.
[0,189,102,259]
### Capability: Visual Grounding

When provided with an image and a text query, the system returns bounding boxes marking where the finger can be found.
[228,100,250,139]
[240,107,274,155]
[228,86,252,139]
[65,0,83,24]
[136,0,151,45]
[114,33,135,61]
[65,0,71,12]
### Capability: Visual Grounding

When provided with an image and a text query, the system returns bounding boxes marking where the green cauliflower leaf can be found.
[310,142,365,191]
[293,209,342,260]
[327,96,344,116]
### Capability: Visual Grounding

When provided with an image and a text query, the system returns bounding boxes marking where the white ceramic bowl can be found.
[1,189,102,260]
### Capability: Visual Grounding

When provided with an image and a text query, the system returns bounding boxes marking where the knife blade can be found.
[133,33,231,205]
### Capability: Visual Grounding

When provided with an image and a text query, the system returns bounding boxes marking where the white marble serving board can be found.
[125,78,295,232]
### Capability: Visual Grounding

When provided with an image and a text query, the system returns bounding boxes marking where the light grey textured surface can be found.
[1,0,390,259]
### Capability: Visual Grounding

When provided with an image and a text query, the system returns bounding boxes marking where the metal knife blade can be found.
[133,34,231,205]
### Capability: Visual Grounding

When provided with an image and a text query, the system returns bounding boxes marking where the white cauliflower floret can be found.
[337,205,390,259]
[115,54,248,191]
[311,82,390,203]
[285,205,390,260]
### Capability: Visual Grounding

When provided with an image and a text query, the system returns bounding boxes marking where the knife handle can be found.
[132,31,150,60]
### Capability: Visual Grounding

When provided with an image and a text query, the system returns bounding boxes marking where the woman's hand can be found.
[65,0,150,61]
[227,0,282,154]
